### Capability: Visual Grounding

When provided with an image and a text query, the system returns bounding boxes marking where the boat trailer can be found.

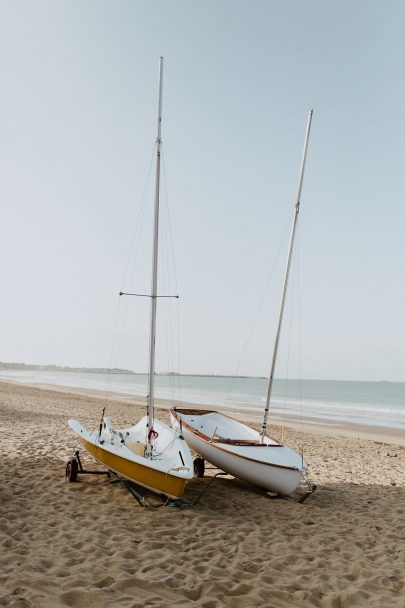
[65,450,110,482]
[65,450,228,509]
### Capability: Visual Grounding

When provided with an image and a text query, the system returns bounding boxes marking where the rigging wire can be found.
[104,143,157,400]
[222,210,295,408]
[279,224,305,458]
[161,149,182,406]
[161,152,175,404]
[281,230,301,443]
[125,143,158,293]
[161,151,180,291]
[296,225,305,465]
[281,244,297,443]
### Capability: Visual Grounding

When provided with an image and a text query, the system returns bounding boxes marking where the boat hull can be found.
[80,437,188,499]
[69,417,193,499]
[184,430,302,495]
[170,409,306,495]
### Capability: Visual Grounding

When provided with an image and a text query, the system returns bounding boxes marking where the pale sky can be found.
[0,0,404,381]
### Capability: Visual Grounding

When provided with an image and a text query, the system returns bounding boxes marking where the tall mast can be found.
[146,56,164,448]
[260,109,313,443]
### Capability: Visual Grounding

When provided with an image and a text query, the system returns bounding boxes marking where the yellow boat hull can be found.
[81,438,188,499]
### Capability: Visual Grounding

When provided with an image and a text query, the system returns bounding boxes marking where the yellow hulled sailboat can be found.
[68,58,193,498]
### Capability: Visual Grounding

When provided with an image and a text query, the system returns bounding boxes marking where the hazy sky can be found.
[1,0,404,381]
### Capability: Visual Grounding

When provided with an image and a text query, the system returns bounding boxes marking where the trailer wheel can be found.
[66,458,78,482]
[193,457,205,478]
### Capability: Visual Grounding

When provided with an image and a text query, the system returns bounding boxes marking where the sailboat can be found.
[170,110,314,496]
[68,58,194,499]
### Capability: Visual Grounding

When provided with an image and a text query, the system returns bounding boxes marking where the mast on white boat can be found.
[260,109,313,444]
[146,56,164,457]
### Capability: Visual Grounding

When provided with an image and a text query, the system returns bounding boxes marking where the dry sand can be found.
[0,381,404,607]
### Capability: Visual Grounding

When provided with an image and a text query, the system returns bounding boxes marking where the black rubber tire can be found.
[65,458,78,482]
[193,457,205,478]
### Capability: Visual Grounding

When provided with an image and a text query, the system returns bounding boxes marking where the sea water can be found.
[1,369,404,433]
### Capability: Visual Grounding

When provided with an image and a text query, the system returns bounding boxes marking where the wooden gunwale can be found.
[171,409,302,472]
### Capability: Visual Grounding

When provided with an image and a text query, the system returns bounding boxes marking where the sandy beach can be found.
[0,380,404,607]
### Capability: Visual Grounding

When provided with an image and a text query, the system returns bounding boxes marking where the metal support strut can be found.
[65,450,111,482]
[65,451,227,508]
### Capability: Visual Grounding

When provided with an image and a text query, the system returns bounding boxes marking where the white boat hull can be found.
[170,409,307,495]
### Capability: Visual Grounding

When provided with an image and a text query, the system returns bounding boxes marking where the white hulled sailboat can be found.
[170,110,314,496]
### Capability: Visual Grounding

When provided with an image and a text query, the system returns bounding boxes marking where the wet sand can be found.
[0,381,404,607]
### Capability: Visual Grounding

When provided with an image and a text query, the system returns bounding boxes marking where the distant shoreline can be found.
[0,362,267,379]
[0,362,403,383]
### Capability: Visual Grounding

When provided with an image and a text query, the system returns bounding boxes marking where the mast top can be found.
[295,108,313,211]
